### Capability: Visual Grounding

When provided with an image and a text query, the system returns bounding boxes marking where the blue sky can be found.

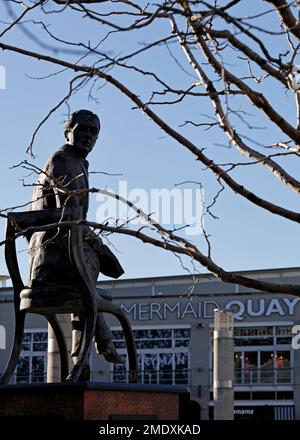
[1,1,300,283]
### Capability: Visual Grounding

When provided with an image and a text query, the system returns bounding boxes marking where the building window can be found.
[276,326,293,345]
[276,351,291,383]
[111,327,191,385]
[234,327,273,346]
[235,326,293,386]
[213,325,293,386]
[14,330,48,384]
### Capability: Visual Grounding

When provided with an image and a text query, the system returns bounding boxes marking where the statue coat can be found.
[28,144,123,288]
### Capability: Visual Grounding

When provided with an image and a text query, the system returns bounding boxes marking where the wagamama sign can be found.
[119,297,300,321]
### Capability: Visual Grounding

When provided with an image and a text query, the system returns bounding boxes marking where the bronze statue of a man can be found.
[28,109,123,375]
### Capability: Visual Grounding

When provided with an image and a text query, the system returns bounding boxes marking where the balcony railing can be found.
[209,368,294,387]
[111,369,191,386]
[234,368,294,386]
[12,372,47,384]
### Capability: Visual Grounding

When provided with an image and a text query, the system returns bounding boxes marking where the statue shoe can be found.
[78,363,91,381]
[95,340,124,364]
[66,363,90,381]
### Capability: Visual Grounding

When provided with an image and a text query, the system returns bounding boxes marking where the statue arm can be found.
[83,229,103,248]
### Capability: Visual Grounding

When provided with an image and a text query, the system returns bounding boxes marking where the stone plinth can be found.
[0,382,194,420]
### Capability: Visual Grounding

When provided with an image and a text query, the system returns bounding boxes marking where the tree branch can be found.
[1,41,300,224]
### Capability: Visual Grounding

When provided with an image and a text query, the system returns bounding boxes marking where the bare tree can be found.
[1,0,300,294]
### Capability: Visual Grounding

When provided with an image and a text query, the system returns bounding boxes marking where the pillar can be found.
[213,308,234,420]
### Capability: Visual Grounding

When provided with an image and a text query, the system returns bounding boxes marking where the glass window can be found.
[276,326,292,345]
[114,340,127,349]
[111,330,127,349]
[260,351,274,384]
[276,326,292,336]
[136,339,171,349]
[174,352,189,384]
[15,330,48,384]
[277,391,293,400]
[143,353,158,384]
[113,328,176,350]
[234,327,273,346]
[276,351,291,384]
[276,351,290,368]
[32,356,46,382]
[260,351,274,368]
[159,353,173,385]
[112,327,190,386]
[223,326,293,387]
[21,334,31,351]
[252,391,276,400]
[234,327,272,338]
[234,352,242,369]
[16,356,30,383]
[244,352,258,384]
[234,352,242,384]
[175,339,190,348]
[244,352,258,369]
[174,329,190,339]
[33,332,47,352]
[112,354,127,382]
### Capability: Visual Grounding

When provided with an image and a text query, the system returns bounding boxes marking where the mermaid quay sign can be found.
[119,297,300,321]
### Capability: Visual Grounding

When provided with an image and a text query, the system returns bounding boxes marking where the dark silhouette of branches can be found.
[2,0,300,294]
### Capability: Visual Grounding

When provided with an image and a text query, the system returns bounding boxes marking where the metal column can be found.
[213,308,234,420]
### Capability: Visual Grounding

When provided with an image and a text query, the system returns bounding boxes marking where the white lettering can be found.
[138,303,149,320]
[118,180,129,222]
[292,325,300,350]
[95,189,117,223]
[99,425,134,437]
[204,301,219,318]
[163,302,181,319]
[151,188,183,225]
[127,188,149,225]
[282,297,299,315]
[95,181,204,235]
[225,300,245,320]
[150,302,163,320]
[181,302,198,319]
[247,299,265,317]
[192,425,201,434]
[265,299,284,317]
[184,188,204,235]
[120,303,137,320]
[198,301,202,318]
[234,409,254,415]
[118,297,296,322]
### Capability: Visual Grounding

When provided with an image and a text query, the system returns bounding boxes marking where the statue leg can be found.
[94,311,123,364]
[70,244,96,380]
[84,243,122,364]
[71,311,122,374]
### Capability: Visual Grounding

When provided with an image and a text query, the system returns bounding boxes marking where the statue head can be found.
[64,110,101,157]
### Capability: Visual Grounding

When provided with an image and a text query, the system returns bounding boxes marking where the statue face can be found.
[67,116,99,155]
